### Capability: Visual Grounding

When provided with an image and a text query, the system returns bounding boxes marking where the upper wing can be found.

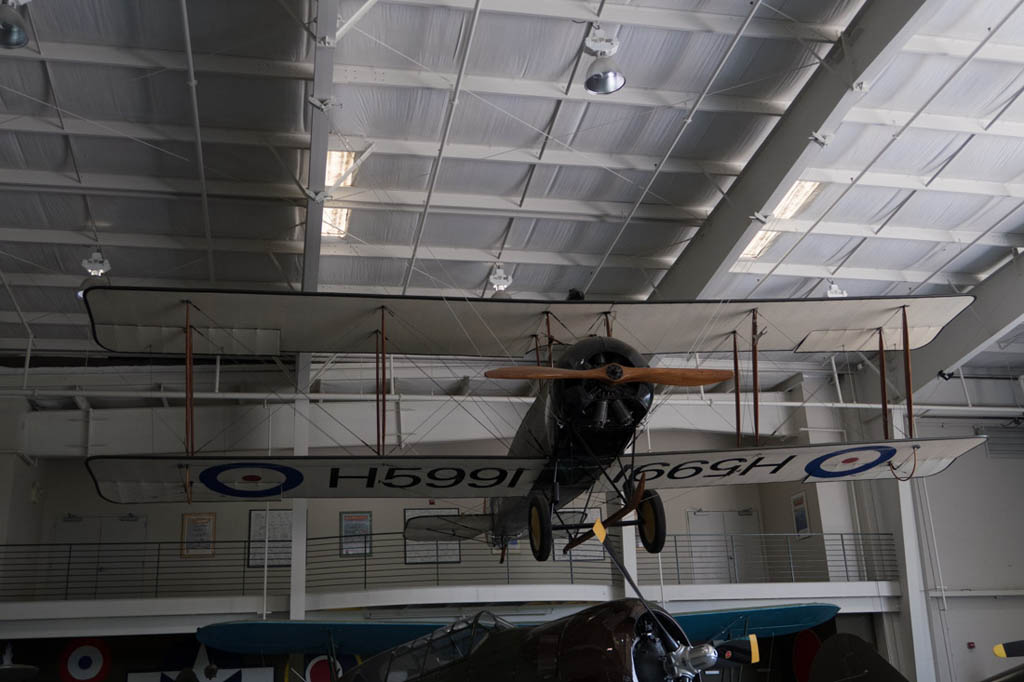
[83,286,971,356]
[86,454,546,503]
[601,436,985,490]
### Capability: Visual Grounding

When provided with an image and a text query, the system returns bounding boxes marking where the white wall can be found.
[914,419,1024,682]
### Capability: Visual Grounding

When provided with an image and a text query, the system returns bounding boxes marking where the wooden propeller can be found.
[484,364,733,387]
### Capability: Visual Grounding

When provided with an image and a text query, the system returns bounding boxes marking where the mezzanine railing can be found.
[0,531,897,602]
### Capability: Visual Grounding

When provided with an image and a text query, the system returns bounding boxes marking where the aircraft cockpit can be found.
[352,612,514,682]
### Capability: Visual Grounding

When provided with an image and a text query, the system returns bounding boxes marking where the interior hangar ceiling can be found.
[0,0,1022,383]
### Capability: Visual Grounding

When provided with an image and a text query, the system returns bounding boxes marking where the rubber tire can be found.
[637,490,667,554]
[528,493,553,562]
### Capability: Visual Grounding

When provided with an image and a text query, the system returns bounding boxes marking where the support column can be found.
[606,492,637,599]
[897,479,938,682]
[290,0,341,619]
[290,354,311,620]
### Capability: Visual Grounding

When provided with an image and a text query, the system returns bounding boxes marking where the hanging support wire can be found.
[878,328,890,440]
[901,307,915,438]
[545,312,554,367]
[603,312,613,337]
[732,331,741,447]
[751,309,760,446]
[381,306,387,453]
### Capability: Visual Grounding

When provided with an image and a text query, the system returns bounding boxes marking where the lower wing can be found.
[605,436,985,491]
[85,436,984,503]
[86,454,546,503]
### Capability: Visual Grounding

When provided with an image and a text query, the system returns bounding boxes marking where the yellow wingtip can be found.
[995,644,1007,658]
[592,518,607,544]
[750,634,760,664]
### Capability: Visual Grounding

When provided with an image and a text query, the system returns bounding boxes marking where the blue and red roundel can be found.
[60,639,110,682]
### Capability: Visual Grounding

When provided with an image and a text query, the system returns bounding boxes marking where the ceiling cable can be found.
[582,0,764,295]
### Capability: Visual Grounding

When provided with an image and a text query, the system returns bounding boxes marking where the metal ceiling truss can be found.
[653,0,951,300]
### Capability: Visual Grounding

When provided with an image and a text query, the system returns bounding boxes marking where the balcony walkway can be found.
[0,531,900,638]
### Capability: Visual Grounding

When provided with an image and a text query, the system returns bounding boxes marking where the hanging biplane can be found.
[82,288,986,561]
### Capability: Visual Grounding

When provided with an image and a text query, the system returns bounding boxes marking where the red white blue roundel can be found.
[804,445,897,478]
[305,655,343,682]
[60,639,110,682]
[198,462,304,498]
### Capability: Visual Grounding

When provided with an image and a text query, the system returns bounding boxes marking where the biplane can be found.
[82,287,986,561]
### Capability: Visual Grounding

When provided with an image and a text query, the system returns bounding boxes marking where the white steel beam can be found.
[333,64,789,115]
[729,261,983,286]
[0,226,676,270]
[0,168,706,222]
[802,167,1024,200]
[911,258,1024,390]
[1,41,312,79]
[770,218,1024,249]
[653,0,945,300]
[845,107,1024,140]
[387,0,844,42]
[904,33,1024,66]
[0,115,309,148]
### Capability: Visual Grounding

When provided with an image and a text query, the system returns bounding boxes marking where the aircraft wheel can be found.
[528,493,553,561]
[637,490,666,554]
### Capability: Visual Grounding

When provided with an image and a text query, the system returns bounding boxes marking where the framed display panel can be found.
[248,509,292,567]
[791,493,810,537]
[181,512,216,558]
[404,508,460,564]
[554,508,604,561]
[340,511,372,556]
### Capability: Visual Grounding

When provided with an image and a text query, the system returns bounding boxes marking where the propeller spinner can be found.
[485,364,733,387]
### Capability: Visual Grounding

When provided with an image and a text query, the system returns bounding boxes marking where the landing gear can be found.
[528,493,553,561]
[637,489,666,554]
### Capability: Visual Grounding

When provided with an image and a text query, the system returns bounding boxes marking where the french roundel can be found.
[198,462,304,498]
[60,639,110,682]
[804,446,897,479]
[305,655,343,682]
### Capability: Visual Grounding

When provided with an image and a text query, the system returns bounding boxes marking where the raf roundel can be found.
[305,655,343,682]
[804,445,898,479]
[199,462,304,498]
[60,639,111,682]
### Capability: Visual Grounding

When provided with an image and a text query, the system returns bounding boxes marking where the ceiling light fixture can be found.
[323,150,356,238]
[739,180,820,260]
[81,249,110,277]
[772,180,820,220]
[489,263,512,292]
[584,26,625,95]
[0,1,28,49]
[826,280,848,298]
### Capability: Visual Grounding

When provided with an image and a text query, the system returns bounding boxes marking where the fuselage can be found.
[489,336,654,538]
[339,599,685,682]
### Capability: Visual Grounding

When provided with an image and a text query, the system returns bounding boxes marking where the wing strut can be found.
[562,474,646,554]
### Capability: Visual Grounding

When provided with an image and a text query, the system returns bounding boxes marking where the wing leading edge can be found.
[85,437,983,504]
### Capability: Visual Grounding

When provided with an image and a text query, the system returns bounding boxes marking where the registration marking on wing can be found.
[87,455,546,503]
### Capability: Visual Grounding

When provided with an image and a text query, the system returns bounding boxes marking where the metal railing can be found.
[637,533,899,584]
[0,531,897,603]
[0,540,290,601]
[306,532,617,592]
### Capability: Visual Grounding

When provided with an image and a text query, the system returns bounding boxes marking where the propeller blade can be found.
[995,641,1024,658]
[717,634,760,665]
[485,364,733,387]
[620,367,734,387]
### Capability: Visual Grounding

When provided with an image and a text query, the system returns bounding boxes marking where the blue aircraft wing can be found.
[197,603,838,656]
